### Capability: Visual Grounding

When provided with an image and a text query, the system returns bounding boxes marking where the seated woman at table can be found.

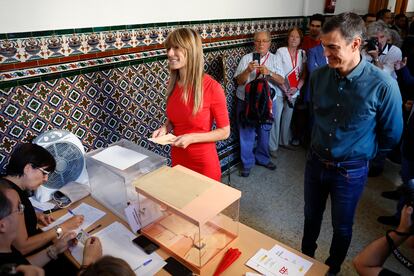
[152,28,230,181]
[80,255,135,276]
[0,143,84,255]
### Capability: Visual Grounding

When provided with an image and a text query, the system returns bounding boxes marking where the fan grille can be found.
[43,142,84,189]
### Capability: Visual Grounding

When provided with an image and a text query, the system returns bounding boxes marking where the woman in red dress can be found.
[152,28,230,181]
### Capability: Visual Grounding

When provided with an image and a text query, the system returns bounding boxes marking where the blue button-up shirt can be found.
[310,58,403,161]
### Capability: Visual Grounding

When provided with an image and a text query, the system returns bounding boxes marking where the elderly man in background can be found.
[234,31,281,177]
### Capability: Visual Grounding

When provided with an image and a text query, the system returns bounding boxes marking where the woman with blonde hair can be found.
[152,28,230,181]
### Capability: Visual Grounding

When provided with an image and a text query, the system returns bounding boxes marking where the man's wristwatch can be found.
[54,226,63,239]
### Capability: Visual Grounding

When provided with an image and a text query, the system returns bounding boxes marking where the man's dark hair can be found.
[310,13,325,26]
[376,8,391,21]
[0,180,13,220]
[322,12,366,43]
[6,143,56,177]
[362,13,375,22]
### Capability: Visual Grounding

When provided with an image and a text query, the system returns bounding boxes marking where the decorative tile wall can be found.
[0,17,303,173]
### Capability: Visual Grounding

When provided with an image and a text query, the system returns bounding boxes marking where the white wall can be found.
[407,0,414,12]
[0,0,369,33]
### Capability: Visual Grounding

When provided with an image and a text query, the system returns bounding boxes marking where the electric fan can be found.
[33,129,89,202]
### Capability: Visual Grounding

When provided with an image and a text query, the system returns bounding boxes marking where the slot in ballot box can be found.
[86,139,166,221]
[134,165,241,274]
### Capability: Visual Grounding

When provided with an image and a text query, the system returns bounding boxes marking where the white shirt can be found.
[274,47,307,98]
[234,52,278,100]
[362,44,402,79]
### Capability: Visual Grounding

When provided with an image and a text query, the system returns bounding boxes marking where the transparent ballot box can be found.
[134,165,241,273]
[86,139,166,221]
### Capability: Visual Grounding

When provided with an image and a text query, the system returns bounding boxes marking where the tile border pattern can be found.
[1,17,305,85]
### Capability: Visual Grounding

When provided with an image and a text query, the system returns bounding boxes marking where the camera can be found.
[365,37,379,52]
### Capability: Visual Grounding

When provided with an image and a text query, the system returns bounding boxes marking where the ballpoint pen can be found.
[87,224,102,234]
[68,209,75,216]
[136,259,152,270]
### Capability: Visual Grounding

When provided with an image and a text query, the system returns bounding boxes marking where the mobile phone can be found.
[163,257,192,276]
[253,52,261,65]
[132,235,159,254]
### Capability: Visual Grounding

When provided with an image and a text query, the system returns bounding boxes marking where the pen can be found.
[136,259,152,270]
[68,209,75,216]
[87,224,102,234]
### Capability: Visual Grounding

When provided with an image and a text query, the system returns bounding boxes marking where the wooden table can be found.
[60,196,328,275]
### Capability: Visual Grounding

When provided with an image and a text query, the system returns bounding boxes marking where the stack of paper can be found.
[70,222,166,275]
[246,245,313,275]
[41,203,106,233]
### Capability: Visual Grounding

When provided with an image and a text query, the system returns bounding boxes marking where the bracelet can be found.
[46,245,58,260]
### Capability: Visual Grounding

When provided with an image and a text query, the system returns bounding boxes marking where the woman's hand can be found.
[258,65,270,76]
[396,205,413,234]
[172,134,194,149]
[82,237,103,266]
[395,57,407,71]
[152,126,167,138]
[53,231,77,254]
[60,215,84,232]
[36,212,54,227]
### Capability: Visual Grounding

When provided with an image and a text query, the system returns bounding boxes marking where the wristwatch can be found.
[54,226,63,239]
[374,58,379,63]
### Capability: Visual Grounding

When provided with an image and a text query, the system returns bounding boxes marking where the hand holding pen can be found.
[82,237,103,267]
[59,209,84,232]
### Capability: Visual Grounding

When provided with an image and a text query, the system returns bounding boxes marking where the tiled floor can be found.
[223,147,413,275]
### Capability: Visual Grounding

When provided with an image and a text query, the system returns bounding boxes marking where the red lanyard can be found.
[256,52,270,75]
[289,49,298,68]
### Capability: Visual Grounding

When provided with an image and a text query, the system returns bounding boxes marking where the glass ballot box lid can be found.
[134,165,241,273]
[86,139,166,221]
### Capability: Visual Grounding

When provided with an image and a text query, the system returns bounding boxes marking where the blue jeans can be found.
[301,152,369,274]
[237,98,272,169]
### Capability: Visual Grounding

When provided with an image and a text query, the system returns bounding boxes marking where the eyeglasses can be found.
[4,203,25,218]
[254,40,270,44]
[35,167,51,176]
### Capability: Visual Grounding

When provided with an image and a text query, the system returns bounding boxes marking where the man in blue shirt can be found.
[301,13,403,275]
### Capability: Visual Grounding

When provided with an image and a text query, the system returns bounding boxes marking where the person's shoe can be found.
[270,150,278,158]
[377,215,399,226]
[291,139,300,146]
[256,161,277,170]
[280,145,297,151]
[381,189,400,200]
[240,168,250,177]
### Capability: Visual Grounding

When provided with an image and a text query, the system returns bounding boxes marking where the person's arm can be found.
[235,58,258,85]
[172,82,230,149]
[13,213,84,255]
[376,79,403,155]
[78,237,103,275]
[16,265,45,276]
[152,119,173,138]
[26,232,76,267]
[353,206,413,276]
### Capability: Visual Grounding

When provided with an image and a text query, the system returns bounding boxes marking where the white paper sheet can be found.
[91,145,148,170]
[29,197,56,211]
[246,248,303,276]
[41,203,105,232]
[269,245,313,274]
[148,133,177,145]
[69,222,165,275]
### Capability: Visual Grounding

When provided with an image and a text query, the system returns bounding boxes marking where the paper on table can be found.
[246,248,300,276]
[29,197,56,211]
[91,145,148,170]
[269,245,313,274]
[70,221,165,275]
[41,203,105,232]
[148,133,177,145]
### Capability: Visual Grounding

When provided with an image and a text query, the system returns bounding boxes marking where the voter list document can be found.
[41,202,106,233]
[70,221,165,275]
